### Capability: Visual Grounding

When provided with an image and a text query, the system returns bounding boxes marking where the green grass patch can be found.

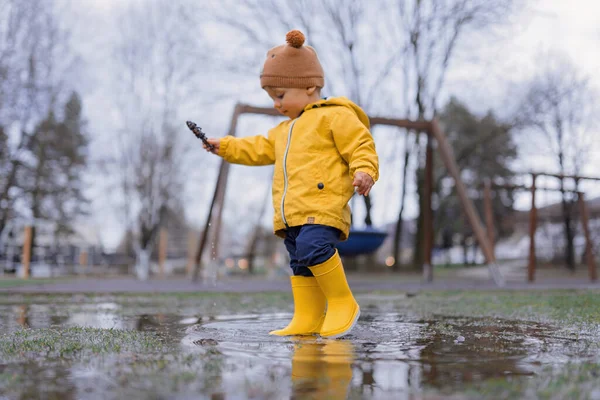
[0,326,165,361]
[397,290,600,326]
[0,277,70,288]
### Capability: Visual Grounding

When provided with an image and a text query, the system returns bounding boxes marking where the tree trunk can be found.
[412,163,425,269]
[0,159,20,231]
[558,168,575,270]
[561,193,575,271]
[135,248,150,281]
[411,86,426,270]
[393,133,413,271]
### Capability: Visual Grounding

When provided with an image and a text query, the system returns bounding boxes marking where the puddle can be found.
[0,300,598,399]
[182,313,587,397]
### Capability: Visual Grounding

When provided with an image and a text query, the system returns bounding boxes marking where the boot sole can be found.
[320,306,360,339]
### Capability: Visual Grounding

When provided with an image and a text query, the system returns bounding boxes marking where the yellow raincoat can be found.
[219,97,379,240]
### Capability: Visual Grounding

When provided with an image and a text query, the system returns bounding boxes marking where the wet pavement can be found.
[1,294,599,399]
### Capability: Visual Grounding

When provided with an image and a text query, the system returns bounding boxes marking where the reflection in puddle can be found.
[291,339,354,399]
[0,303,597,399]
[183,313,589,398]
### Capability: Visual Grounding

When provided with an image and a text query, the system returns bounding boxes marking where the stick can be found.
[186,121,215,152]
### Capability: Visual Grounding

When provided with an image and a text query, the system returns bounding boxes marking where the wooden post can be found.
[422,133,434,282]
[22,226,32,279]
[528,174,537,282]
[430,119,504,285]
[79,250,88,269]
[191,104,242,282]
[577,192,597,282]
[158,228,167,278]
[483,180,496,257]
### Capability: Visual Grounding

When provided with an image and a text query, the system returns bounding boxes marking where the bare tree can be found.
[99,0,206,279]
[0,0,78,233]
[388,0,519,269]
[515,54,598,270]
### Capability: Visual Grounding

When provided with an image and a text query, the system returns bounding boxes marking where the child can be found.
[203,30,379,339]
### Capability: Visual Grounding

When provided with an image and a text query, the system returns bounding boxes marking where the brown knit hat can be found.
[260,30,324,89]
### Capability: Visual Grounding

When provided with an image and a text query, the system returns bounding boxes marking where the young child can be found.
[203,30,379,339]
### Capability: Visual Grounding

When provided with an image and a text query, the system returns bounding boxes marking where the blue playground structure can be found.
[336,227,388,257]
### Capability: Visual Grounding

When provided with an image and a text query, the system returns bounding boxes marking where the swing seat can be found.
[336,227,388,257]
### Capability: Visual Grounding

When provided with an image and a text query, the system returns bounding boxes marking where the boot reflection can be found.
[291,338,355,399]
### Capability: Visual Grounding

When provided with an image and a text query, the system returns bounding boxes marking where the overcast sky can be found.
[66,0,600,249]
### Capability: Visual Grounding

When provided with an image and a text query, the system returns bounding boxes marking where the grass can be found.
[397,290,600,326]
[0,326,166,361]
[0,277,70,288]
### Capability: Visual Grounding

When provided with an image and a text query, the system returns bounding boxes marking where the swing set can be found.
[189,103,504,286]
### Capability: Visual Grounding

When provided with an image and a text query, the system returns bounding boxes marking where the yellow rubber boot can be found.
[269,276,326,336]
[308,250,360,338]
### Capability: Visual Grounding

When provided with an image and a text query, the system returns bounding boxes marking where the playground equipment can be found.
[336,227,388,257]
[485,173,599,282]
[190,103,504,286]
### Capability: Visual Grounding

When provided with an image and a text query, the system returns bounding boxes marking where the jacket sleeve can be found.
[218,130,275,166]
[330,108,379,181]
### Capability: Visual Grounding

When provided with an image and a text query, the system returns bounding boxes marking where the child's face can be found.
[264,87,319,119]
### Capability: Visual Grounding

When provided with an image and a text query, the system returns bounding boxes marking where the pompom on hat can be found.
[260,30,325,89]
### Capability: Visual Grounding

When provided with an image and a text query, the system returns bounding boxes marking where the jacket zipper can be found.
[281,119,297,227]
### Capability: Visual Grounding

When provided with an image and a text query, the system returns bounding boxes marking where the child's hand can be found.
[353,171,374,196]
[203,138,220,154]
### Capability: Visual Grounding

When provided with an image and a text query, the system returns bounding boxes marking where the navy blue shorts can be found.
[283,224,342,276]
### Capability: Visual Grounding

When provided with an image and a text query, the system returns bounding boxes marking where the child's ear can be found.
[306,86,317,95]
